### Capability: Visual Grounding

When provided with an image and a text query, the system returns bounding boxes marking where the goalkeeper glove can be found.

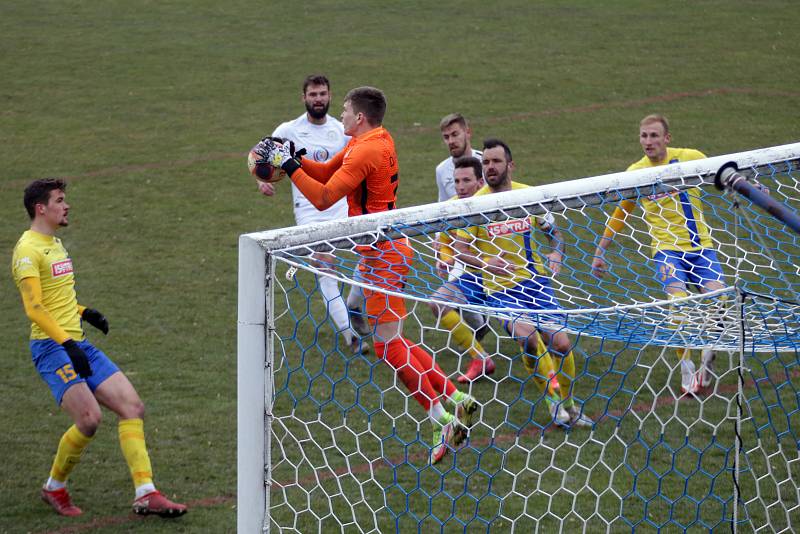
[256,136,306,160]
[82,308,109,335]
[254,137,303,176]
[62,339,93,378]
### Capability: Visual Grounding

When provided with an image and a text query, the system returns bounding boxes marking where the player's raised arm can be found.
[256,133,371,211]
[537,213,565,277]
[591,200,636,278]
[297,147,345,184]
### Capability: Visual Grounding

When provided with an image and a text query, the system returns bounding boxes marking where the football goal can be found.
[238,142,800,533]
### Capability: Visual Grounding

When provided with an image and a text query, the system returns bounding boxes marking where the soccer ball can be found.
[247,147,285,183]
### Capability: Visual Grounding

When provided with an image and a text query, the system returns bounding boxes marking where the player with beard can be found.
[260,74,368,351]
[435,113,482,202]
[433,114,490,380]
[453,139,593,428]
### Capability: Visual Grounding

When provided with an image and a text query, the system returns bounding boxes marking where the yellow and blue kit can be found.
[624,147,724,288]
[455,182,561,314]
[12,230,118,404]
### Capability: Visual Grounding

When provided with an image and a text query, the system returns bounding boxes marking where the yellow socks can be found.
[440,310,487,360]
[522,338,559,398]
[556,351,577,408]
[119,418,154,490]
[48,425,93,485]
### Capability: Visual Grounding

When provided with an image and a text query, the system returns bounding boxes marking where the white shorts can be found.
[294,200,348,226]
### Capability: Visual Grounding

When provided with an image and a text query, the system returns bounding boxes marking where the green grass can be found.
[1,0,799,532]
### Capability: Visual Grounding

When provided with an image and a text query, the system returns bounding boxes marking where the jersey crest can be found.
[312,147,330,162]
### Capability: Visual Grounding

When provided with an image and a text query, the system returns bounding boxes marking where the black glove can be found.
[62,339,93,378]
[82,308,109,335]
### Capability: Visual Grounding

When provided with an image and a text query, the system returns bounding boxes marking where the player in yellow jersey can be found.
[11,179,187,518]
[428,156,497,382]
[453,139,592,428]
[591,115,723,397]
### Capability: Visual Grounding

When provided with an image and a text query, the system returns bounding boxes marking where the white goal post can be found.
[238,142,800,533]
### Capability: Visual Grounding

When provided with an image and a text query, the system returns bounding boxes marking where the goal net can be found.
[238,143,800,533]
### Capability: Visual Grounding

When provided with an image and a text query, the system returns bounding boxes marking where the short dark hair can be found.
[453,156,483,180]
[24,178,66,219]
[483,138,512,162]
[344,86,387,125]
[440,113,468,131]
[303,74,330,94]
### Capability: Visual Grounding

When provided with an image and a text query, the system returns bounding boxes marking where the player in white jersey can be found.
[435,113,483,202]
[258,75,368,350]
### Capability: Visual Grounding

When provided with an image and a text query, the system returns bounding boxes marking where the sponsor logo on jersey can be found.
[487,217,531,237]
[51,259,73,277]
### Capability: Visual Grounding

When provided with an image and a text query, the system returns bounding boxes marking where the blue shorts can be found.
[453,271,489,306]
[486,277,564,330]
[653,249,725,290]
[31,339,120,405]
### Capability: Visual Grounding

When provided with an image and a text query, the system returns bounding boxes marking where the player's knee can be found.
[521,335,540,356]
[553,340,572,358]
[77,406,102,436]
[127,398,146,419]
[543,333,570,357]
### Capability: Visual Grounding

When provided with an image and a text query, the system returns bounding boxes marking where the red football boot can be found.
[457,357,496,383]
[132,490,188,518]
[41,487,82,517]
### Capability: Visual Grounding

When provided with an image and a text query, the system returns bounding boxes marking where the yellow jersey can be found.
[628,147,712,253]
[11,230,83,341]
[456,181,553,294]
[435,193,460,266]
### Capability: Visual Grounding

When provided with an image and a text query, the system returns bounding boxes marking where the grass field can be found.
[1,1,799,532]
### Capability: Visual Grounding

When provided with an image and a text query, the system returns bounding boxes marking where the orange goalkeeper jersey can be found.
[290,126,399,216]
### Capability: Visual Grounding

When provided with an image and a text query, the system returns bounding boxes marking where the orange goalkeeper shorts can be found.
[358,239,413,325]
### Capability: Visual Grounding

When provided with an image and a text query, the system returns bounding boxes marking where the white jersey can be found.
[272,113,350,224]
[435,148,483,202]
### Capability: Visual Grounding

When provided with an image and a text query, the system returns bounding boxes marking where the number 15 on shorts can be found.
[56,363,78,383]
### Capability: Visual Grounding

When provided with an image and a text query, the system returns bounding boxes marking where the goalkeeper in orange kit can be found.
[255,86,478,465]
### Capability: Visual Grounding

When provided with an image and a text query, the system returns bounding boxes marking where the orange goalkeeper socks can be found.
[375,338,440,411]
